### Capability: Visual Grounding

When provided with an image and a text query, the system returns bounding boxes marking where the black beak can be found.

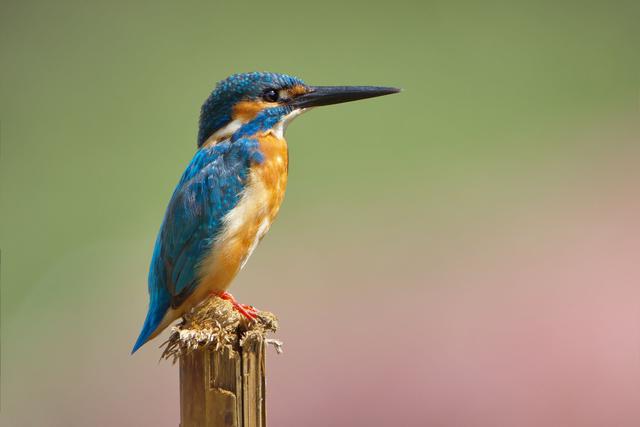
[290,85,400,109]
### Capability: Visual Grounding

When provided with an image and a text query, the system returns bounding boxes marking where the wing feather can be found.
[148,138,261,315]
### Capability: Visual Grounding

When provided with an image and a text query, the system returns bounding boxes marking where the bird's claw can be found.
[215,291,259,321]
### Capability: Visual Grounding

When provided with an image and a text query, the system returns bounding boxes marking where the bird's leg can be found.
[214,291,259,321]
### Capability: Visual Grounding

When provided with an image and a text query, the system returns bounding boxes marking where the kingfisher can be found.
[132,72,399,353]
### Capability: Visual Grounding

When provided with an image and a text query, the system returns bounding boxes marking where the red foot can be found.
[215,291,259,321]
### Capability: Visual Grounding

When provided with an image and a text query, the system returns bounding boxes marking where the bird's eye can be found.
[262,89,279,102]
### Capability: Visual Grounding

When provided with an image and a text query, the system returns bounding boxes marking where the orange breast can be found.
[151,133,289,338]
[185,133,289,304]
[255,132,289,221]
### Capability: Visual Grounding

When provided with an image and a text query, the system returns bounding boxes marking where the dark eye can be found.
[262,89,279,102]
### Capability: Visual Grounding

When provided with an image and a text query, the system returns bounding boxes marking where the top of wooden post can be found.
[161,296,278,362]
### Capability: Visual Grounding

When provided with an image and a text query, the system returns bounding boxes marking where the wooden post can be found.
[161,296,279,427]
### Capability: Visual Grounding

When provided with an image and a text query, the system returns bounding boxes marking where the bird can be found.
[132,72,399,353]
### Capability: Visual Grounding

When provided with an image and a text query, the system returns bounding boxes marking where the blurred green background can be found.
[1,0,639,426]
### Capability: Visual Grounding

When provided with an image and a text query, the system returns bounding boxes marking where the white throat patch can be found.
[271,108,307,139]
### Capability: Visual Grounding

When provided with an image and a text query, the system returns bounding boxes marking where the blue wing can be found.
[132,139,263,353]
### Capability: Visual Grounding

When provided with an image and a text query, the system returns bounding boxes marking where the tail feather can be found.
[132,315,157,354]
[131,301,169,354]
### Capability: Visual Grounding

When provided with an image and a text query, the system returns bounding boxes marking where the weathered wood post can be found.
[162,296,280,427]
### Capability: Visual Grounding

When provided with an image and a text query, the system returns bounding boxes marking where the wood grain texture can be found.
[172,296,276,427]
[179,338,266,427]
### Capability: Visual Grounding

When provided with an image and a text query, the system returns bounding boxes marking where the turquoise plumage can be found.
[132,139,260,353]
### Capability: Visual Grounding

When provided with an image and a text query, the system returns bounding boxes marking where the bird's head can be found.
[197,72,399,147]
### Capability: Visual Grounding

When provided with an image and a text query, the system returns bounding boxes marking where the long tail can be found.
[131,299,170,354]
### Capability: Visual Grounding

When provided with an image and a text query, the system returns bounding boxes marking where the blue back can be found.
[131,138,261,353]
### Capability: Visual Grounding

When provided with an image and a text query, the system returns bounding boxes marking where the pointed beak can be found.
[290,85,400,109]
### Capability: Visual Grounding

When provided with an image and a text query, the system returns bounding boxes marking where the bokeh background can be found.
[1,0,639,425]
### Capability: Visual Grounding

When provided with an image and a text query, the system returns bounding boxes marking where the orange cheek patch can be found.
[232,100,270,121]
[288,84,308,97]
